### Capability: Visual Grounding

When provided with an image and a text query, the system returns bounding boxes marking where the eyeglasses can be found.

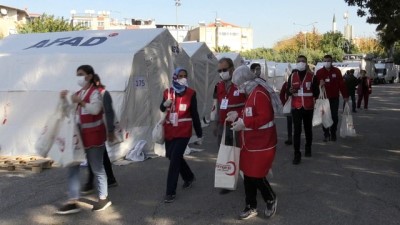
[218,68,230,73]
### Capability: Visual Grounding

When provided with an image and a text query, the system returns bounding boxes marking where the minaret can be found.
[332,14,337,33]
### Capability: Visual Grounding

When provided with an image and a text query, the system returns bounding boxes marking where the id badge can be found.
[332,74,336,78]
[325,78,330,82]
[233,90,240,96]
[305,82,311,90]
[169,113,178,127]
[220,98,229,110]
[298,88,304,96]
[245,107,253,117]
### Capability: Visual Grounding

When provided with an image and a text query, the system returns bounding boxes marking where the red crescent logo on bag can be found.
[225,161,236,176]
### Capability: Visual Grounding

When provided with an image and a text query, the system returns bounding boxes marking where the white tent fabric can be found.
[0,29,188,161]
[180,42,219,121]
[215,52,243,69]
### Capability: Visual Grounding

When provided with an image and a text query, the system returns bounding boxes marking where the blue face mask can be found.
[172,80,186,93]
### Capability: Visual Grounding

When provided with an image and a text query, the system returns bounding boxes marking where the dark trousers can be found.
[286,115,293,140]
[87,147,116,186]
[165,138,194,195]
[343,93,356,112]
[292,108,313,153]
[323,98,339,138]
[244,175,276,208]
[357,92,369,109]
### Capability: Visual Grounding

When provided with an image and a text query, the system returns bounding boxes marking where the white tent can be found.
[180,42,219,121]
[0,29,188,161]
[215,52,243,69]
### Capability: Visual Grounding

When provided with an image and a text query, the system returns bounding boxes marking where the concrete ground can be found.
[0,83,399,225]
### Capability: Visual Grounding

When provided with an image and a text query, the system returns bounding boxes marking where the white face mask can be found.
[324,62,332,69]
[219,71,231,81]
[296,62,306,71]
[177,78,188,87]
[77,76,88,87]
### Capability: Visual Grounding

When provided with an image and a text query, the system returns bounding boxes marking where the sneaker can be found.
[92,198,112,211]
[284,140,292,145]
[264,198,277,218]
[56,203,81,215]
[305,146,312,157]
[292,152,301,165]
[182,176,196,189]
[323,135,330,142]
[164,195,176,203]
[331,134,337,142]
[80,184,94,195]
[239,206,258,220]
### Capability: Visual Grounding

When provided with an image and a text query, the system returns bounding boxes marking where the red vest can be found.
[163,87,194,141]
[241,86,277,151]
[77,86,106,148]
[216,81,246,124]
[291,72,315,110]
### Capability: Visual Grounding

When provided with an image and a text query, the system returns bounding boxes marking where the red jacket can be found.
[239,86,277,178]
[357,77,372,95]
[316,66,349,99]
[163,88,195,140]
[77,86,106,148]
[291,72,315,110]
[215,81,246,124]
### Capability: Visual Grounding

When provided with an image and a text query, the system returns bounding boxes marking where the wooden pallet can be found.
[0,156,54,173]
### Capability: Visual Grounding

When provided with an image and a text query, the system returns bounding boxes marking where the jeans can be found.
[86,147,116,186]
[244,175,276,208]
[165,138,194,195]
[68,146,108,200]
[292,108,313,153]
[322,98,339,137]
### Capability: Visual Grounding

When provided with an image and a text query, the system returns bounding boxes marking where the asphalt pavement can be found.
[0,83,399,225]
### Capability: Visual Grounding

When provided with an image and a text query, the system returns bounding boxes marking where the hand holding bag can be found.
[214,121,241,190]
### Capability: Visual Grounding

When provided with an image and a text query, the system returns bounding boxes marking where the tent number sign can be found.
[135,76,146,89]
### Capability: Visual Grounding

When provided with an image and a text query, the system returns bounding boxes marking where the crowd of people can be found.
[55,54,372,220]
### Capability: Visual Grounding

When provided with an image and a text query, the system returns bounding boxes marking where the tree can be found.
[214,45,231,53]
[17,14,85,33]
[344,0,400,57]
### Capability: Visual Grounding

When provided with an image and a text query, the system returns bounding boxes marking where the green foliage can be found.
[17,14,86,33]
[344,0,400,57]
[214,45,231,53]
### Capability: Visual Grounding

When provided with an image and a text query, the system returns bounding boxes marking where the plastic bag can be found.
[35,101,63,157]
[313,86,333,127]
[152,113,167,144]
[282,96,292,115]
[340,103,357,138]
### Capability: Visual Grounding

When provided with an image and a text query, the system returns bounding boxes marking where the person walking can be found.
[213,57,246,194]
[57,65,111,214]
[228,65,278,220]
[160,67,203,203]
[81,74,118,195]
[286,55,319,164]
[357,70,372,110]
[279,80,292,145]
[316,55,349,142]
[343,69,359,113]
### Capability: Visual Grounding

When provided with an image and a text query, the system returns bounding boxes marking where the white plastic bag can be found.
[35,101,63,157]
[214,122,240,190]
[47,113,86,167]
[340,103,357,138]
[313,86,333,127]
[152,113,166,144]
[125,140,148,161]
[282,96,292,115]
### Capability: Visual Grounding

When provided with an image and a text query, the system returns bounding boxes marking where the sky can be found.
[2,0,378,48]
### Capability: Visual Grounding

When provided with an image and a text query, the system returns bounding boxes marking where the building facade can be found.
[0,5,29,38]
[70,10,125,30]
[187,19,253,52]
